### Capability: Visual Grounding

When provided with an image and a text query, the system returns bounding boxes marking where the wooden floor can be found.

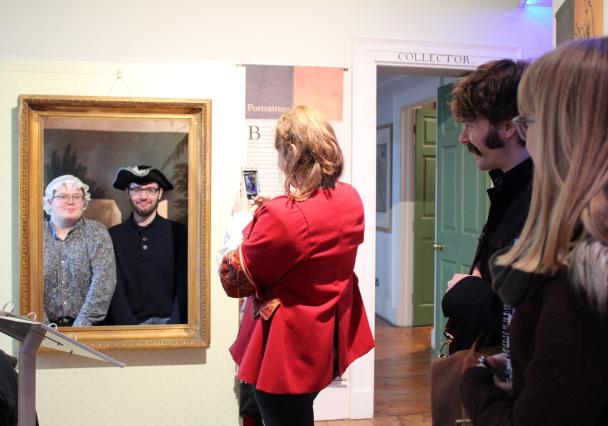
[315,316,433,426]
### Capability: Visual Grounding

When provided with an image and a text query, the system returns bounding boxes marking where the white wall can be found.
[2,1,552,64]
[0,60,245,425]
[0,1,553,425]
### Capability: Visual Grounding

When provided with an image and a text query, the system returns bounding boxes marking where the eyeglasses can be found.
[53,194,85,203]
[512,115,535,141]
[128,186,160,196]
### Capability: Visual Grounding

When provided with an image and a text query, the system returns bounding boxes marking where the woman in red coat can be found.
[219,105,375,425]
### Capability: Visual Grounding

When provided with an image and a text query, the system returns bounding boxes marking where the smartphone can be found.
[242,168,260,200]
[479,355,510,382]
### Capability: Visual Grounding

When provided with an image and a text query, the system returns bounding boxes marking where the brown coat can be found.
[461,267,608,425]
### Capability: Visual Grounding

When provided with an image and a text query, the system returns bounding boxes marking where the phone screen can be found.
[242,169,259,200]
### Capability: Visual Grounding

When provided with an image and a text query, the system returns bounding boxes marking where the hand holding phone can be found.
[242,168,260,200]
[478,355,509,382]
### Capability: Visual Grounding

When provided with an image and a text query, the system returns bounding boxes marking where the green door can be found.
[433,83,487,347]
[412,108,436,326]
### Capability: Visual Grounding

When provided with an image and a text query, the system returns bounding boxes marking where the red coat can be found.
[229,182,375,394]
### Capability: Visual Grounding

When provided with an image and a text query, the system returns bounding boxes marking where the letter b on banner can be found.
[249,126,261,141]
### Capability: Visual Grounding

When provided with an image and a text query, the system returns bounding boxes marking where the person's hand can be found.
[446,274,470,292]
[252,193,272,208]
[493,373,513,392]
[446,268,482,292]
[477,353,512,392]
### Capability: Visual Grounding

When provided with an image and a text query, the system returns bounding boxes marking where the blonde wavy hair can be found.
[274,105,343,200]
[496,37,608,311]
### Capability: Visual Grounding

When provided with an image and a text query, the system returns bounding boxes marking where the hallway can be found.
[315,316,433,425]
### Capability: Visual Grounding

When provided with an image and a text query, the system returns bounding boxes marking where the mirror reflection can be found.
[42,117,189,328]
[20,95,210,349]
[105,167,187,326]
[43,175,116,327]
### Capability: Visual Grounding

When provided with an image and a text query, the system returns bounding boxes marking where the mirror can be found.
[19,95,211,349]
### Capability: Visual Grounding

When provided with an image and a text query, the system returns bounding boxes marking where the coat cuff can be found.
[461,366,506,421]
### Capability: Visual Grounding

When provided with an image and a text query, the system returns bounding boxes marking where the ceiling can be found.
[520,0,553,6]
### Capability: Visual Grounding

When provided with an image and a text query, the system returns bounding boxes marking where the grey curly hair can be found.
[43,175,91,215]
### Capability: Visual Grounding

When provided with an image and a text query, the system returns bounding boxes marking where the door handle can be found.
[433,243,445,251]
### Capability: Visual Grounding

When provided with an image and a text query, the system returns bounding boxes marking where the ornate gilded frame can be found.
[19,95,211,349]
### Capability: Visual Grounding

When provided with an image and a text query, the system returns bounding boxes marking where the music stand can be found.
[0,313,125,426]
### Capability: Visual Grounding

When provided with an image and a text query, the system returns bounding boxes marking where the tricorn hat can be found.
[112,166,174,191]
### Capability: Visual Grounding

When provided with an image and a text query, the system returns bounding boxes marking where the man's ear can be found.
[158,188,164,199]
[498,120,518,140]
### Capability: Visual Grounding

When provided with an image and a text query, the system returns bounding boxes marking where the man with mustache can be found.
[441,59,532,354]
[106,166,187,325]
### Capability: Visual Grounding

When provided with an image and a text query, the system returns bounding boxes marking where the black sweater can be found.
[107,214,187,324]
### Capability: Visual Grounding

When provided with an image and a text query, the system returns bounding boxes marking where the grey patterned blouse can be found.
[43,218,117,326]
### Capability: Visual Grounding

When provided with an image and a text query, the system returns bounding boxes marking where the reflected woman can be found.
[219,106,375,425]
[43,175,116,327]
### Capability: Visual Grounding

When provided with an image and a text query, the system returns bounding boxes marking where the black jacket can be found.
[442,157,533,353]
[0,350,17,426]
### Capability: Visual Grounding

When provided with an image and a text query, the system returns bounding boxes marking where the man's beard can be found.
[484,126,505,149]
[466,126,505,156]
[130,197,159,218]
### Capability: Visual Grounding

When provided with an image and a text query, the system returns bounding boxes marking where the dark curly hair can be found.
[451,59,529,126]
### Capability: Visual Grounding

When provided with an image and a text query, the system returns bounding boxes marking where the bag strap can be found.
[436,318,458,358]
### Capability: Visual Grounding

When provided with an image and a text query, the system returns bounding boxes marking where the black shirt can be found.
[442,157,533,353]
[107,214,188,324]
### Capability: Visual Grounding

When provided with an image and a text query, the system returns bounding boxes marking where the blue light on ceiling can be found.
[520,0,553,7]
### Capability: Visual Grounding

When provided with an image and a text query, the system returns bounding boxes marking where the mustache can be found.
[467,143,482,156]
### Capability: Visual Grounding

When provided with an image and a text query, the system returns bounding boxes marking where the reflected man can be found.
[107,166,188,325]
[43,175,116,327]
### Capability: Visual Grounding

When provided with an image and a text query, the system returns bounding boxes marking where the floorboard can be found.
[315,316,433,426]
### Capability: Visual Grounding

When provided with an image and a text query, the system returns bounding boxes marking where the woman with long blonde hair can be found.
[460,37,608,425]
[219,105,375,425]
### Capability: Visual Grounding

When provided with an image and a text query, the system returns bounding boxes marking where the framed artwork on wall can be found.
[19,95,211,349]
[376,123,392,232]
[556,0,604,46]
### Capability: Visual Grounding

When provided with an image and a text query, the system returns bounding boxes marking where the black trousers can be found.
[252,387,318,426]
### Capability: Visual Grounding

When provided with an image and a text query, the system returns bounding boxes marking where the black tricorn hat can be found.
[112,166,174,191]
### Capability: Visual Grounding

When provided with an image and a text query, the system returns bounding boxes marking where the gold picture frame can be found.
[19,95,211,349]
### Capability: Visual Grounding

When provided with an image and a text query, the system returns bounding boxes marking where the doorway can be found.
[345,38,523,419]
[375,68,460,329]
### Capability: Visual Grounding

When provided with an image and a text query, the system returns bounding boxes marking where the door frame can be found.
[397,101,434,327]
[350,38,521,419]
[397,105,415,326]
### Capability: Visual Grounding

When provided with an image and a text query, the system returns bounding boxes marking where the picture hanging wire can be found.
[107,67,133,96]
